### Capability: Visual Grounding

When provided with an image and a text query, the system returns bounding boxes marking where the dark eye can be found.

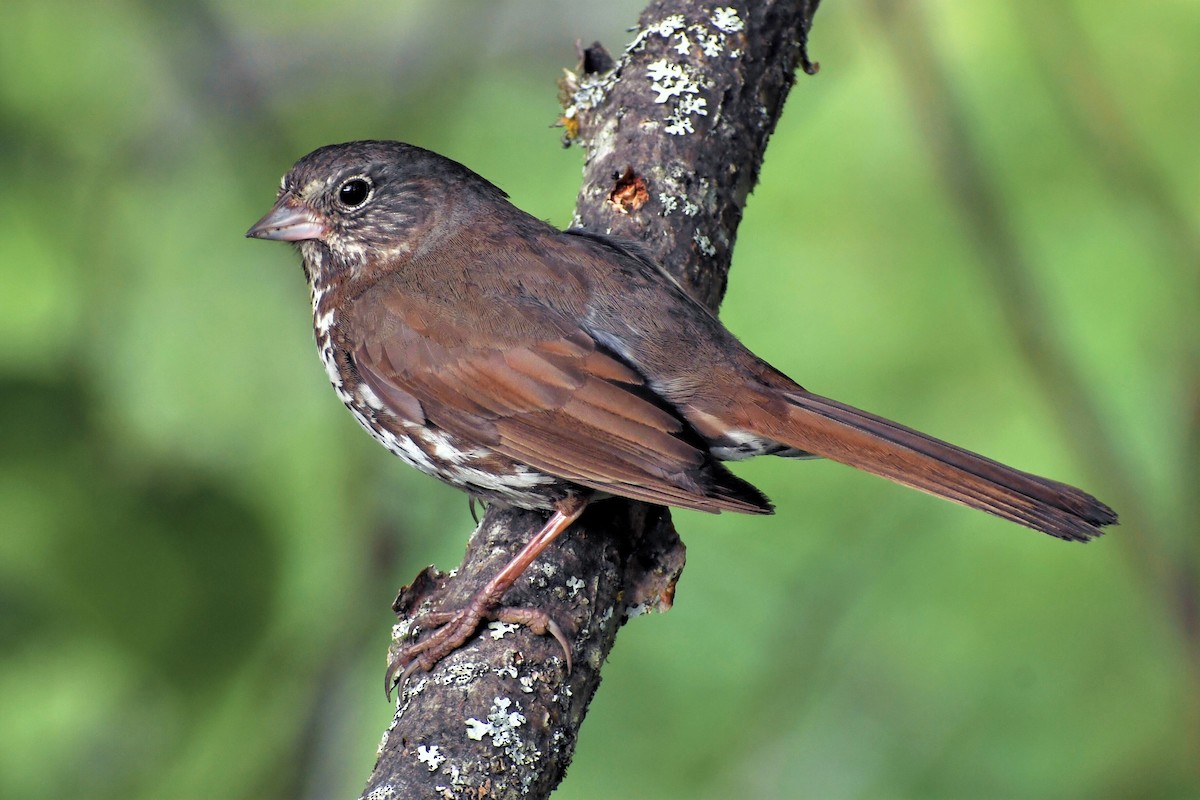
[337,177,372,208]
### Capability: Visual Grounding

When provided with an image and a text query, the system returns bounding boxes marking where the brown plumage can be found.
[247,140,1116,686]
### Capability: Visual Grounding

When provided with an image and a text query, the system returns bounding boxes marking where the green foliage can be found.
[1,1,1195,798]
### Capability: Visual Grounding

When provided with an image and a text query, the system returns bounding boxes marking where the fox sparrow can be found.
[247,140,1116,689]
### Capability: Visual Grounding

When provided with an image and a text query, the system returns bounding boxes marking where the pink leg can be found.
[386,495,588,697]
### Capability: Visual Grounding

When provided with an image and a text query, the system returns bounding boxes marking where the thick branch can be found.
[361,3,820,798]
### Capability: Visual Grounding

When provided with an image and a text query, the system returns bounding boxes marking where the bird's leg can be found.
[386,494,589,697]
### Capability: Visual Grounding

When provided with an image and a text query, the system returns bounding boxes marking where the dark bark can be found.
[361,2,821,797]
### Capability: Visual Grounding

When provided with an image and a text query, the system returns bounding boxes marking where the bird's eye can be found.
[337,177,372,208]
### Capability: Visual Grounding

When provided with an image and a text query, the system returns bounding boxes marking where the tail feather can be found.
[749,390,1117,542]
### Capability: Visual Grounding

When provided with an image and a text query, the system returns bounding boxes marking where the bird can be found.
[246,140,1117,689]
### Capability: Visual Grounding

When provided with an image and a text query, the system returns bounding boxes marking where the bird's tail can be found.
[740,389,1117,541]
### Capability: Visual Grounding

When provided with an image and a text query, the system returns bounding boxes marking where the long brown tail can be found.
[746,390,1117,541]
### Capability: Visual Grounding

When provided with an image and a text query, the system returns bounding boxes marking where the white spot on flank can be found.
[355,381,385,412]
[318,341,343,392]
[370,421,436,471]
[310,283,328,316]
[710,429,779,460]
[427,432,482,464]
[315,307,335,336]
[310,311,558,508]
[332,384,555,508]
[452,464,552,492]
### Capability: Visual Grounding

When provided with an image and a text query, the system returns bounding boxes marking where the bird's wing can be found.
[348,290,770,514]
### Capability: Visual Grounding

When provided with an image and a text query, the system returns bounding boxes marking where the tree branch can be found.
[361,3,821,797]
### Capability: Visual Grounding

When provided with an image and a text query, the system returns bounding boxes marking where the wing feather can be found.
[349,299,768,514]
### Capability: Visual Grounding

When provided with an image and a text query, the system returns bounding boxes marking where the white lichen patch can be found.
[645,59,709,136]
[711,7,745,33]
[464,718,491,741]
[571,72,614,113]
[625,601,653,618]
[565,10,744,142]
[565,575,586,597]
[626,14,687,53]
[654,164,710,226]
[695,30,725,58]
[488,620,521,640]
[377,727,392,758]
[464,696,542,791]
[442,661,482,687]
[416,744,446,772]
[562,50,622,130]
[645,59,700,103]
[567,10,748,255]
[403,673,430,699]
[390,619,415,642]
[465,697,526,743]
[669,94,708,135]
[519,675,535,694]
[436,763,463,796]
[361,784,399,800]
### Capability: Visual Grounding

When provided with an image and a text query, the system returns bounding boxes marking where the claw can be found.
[384,496,588,700]
[384,658,402,700]
[384,604,575,700]
[495,607,573,674]
[546,617,573,675]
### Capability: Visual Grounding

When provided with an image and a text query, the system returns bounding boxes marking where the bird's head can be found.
[246,140,505,293]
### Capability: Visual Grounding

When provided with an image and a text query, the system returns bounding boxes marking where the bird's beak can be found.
[245,199,328,242]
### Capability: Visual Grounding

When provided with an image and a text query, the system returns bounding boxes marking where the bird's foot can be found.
[385,601,572,699]
[385,497,588,699]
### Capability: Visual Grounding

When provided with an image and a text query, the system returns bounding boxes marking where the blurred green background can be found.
[2,1,1197,797]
